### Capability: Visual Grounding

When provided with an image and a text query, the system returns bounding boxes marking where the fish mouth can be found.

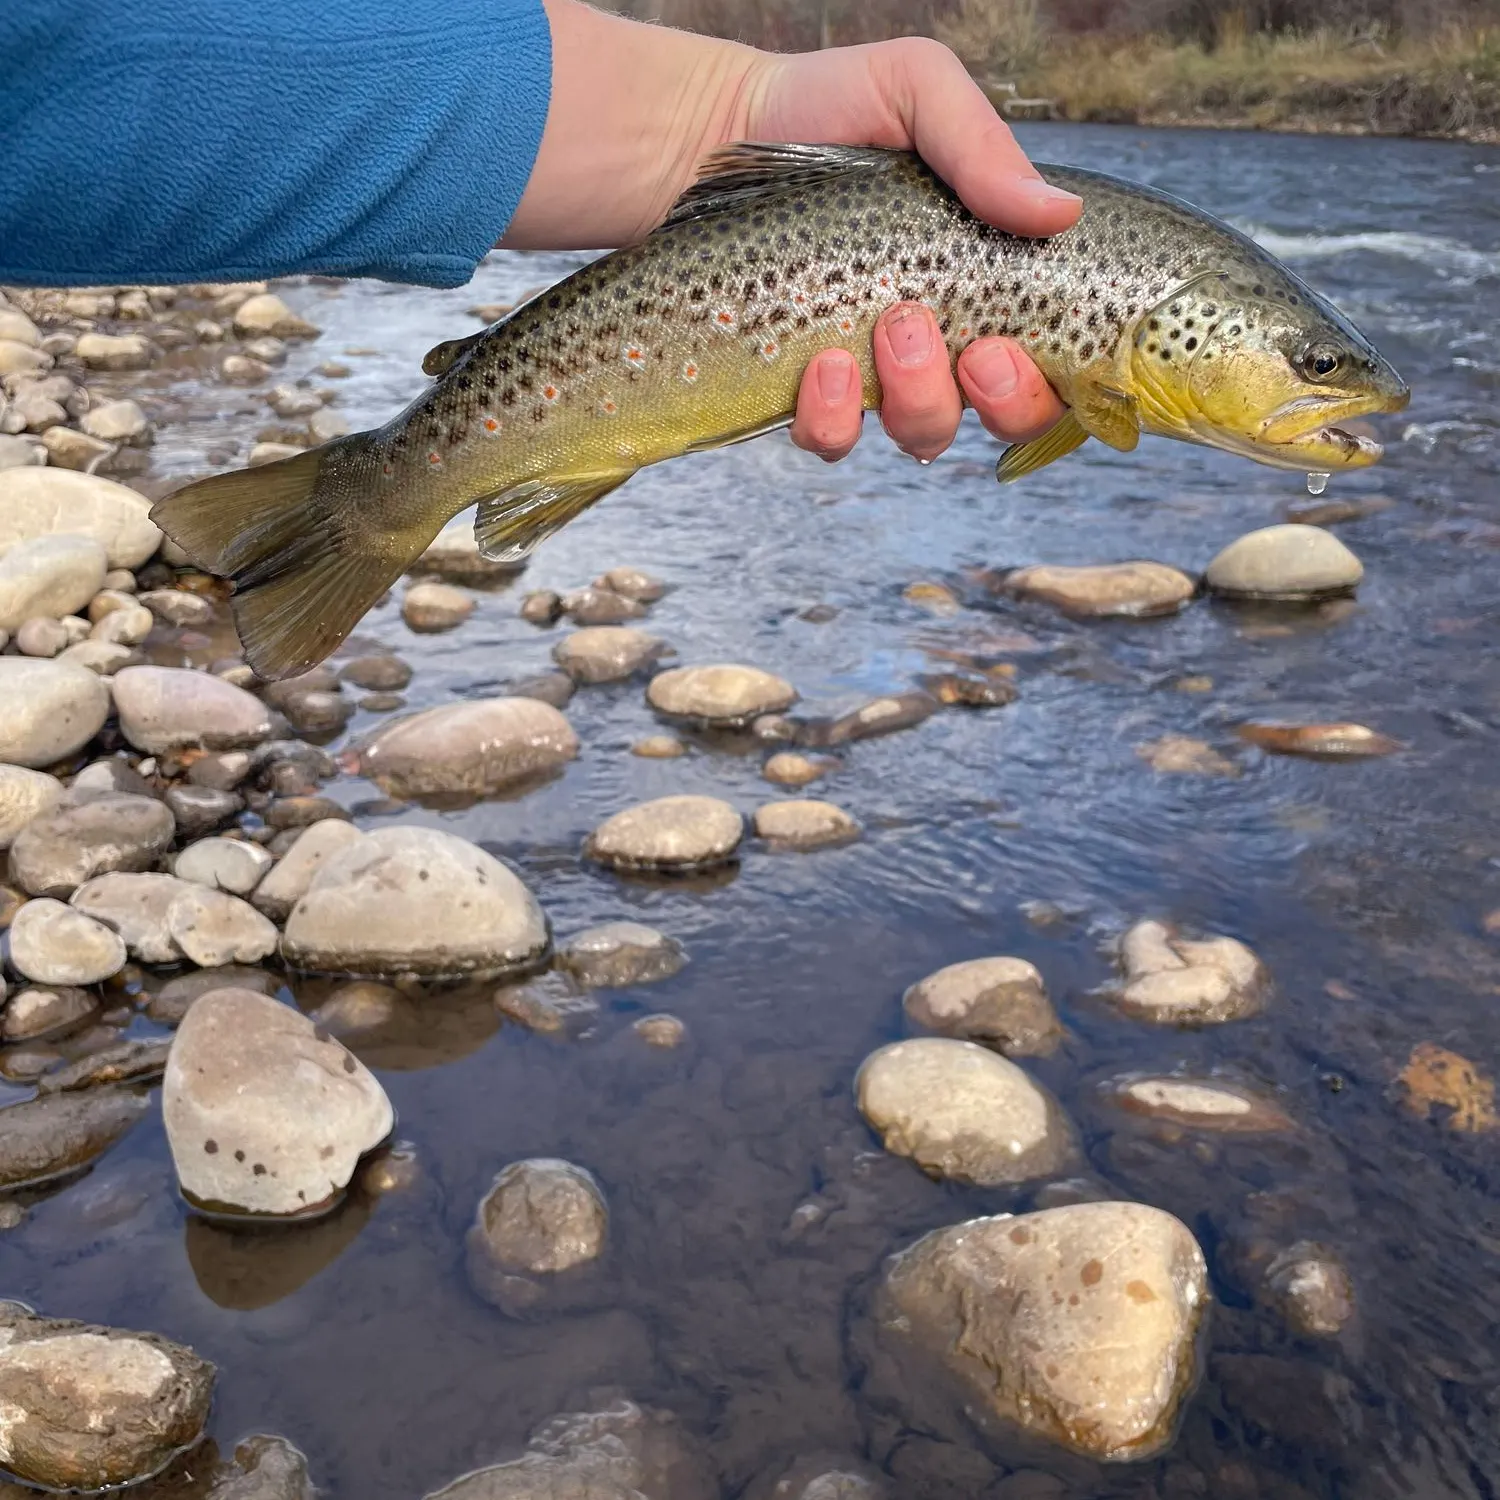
[1232,389,1411,472]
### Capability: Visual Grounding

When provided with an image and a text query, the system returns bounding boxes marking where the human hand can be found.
[507,3,1074,462]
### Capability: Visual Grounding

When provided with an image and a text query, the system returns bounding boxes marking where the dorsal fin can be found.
[662,143,907,228]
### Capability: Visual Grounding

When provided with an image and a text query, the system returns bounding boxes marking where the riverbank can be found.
[987,28,1500,142]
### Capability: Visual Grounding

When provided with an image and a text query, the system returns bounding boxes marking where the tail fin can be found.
[150,439,417,681]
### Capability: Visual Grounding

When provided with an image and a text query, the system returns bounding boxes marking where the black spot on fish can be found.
[1184,337,1198,351]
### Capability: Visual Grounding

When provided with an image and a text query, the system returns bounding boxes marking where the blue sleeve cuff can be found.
[0,0,553,288]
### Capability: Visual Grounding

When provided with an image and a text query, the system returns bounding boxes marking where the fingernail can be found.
[886,306,934,367]
[1017,179,1083,206]
[817,350,854,404]
[966,340,1020,399]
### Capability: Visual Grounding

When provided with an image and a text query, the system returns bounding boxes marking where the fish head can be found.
[1126,270,1410,472]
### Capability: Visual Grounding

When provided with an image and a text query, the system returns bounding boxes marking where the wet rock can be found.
[810,691,939,747]
[879,1202,1208,1460]
[250,819,364,922]
[10,793,175,897]
[647,664,796,727]
[75,331,154,370]
[423,1399,705,1500]
[0,766,63,849]
[1110,919,1269,1025]
[90,601,154,647]
[1204,524,1363,599]
[111,666,273,754]
[232,294,319,339]
[631,735,686,759]
[248,442,304,467]
[254,739,337,795]
[0,1087,150,1188]
[0,534,108,632]
[70,872,194,963]
[339,655,411,692]
[165,785,242,838]
[587,795,743,872]
[508,671,575,709]
[163,987,393,1216]
[0,434,45,470]
[174,838,274,896]
[9,389,67,433]
[168,886,279,967]
[1105,1074,1295,1133]
[495,973,602,1037]
[265,385,322,420]
[751,714,799,743]
[221,354,271,385]
[282,826,548,979]
[42,428,118,473]
[1396,1041,1497,1133]
[137,588,214,627]
[2,984,99,1042]
[15,616,69,657]
[753,799,859,851]
[0,469,161,567]
[358,692,405,713]
[595,566,665,603]
[561,587,645,626]
[1281,495,1388,526]
[1136,735,1240,777]
[1237,721,1400,759]
[1005,561,1195,618]
[198,1433,318,1499]
[8,897,127,983]
[187,751,254,792]
[633,1014,686,1048]
[761,752,831,787]
[67,756,154,801]
[1262,1242,1355,1337]
[0,1304,214,1491]
[520,589,563,626]
[553,626,664,685]
[921,671,1018,708]
[411,519,527,583]
[243,336,287,365]
[764,1459,885,1500]
[903,957,1062,1056]
[145,965,280,1026]
[278,690,353,738]
[557,922,686,988]
[466,1158,608,1312]
[856,1038,1076,1186]
[37,1037,173,1094]
[402,581,473,632]
[82,399,152,446]
[58,640,137,675]
[354,697,577,800]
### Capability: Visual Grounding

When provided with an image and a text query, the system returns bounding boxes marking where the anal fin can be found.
[683,413,792,454]
[475,470,635,562]
[996,411,1089,482]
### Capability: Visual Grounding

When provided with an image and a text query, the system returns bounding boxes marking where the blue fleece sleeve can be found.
[0,0,552,288]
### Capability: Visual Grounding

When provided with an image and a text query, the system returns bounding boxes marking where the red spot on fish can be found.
[542,384,559,402]
[682,360,700,382]
[481,416,501,434]
[426,451,442,467]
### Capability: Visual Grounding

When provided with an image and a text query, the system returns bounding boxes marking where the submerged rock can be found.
[879,1202,1208,1461]
[1262,1241,1355,1337]
[1110,919,1269,1025]
[0,658,111,769]
[807,691,939,747]
[466,1158,609,1313]
[753,799,859,851]
[1136,735,1240,777]
[1005,561,1195,618]
[761,752,832,787]
[354,697,577,800]
[37,1037,173,1094]
[630,735,686,759]
[111,666,273,754]
[1237,721,1400,759]
[1104,1074,1295,1134]
[552,627,664,685]
[633,1014,686,1049]
[7,897,127,984]
[647,664,796,727]
[281,826,548,979]
[1,984,98,1043]
[0,1087,150,1189]
[339,655,411,692]
[586,795,743,872]
[856,1037,1076,1186]
[1204,524,1363,599]
[902,956,1062,1056]
[163,987,393,1216]
[0,1304,214,1491]
[9,792,175,897]
[557,922,686,987]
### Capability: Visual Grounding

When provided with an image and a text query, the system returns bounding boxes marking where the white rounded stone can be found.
[0,469,162,568]
[0,658,110,768]
[1204,524,1363,599]
[647,663,797,725]
[0,534,109,632]
[586,795,743,871]
[172,837,275,896]
[110,666,273,754]
[0,766,63,849]
[8,897,127,984]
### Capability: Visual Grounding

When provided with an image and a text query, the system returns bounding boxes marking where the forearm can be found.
[502,0,760,250]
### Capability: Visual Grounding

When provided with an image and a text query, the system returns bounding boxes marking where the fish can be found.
[150,143,1410,681]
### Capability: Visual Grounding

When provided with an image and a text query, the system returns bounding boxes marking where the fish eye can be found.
[1299,346,1343,381]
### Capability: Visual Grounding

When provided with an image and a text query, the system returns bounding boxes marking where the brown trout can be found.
[151,143,1409,680]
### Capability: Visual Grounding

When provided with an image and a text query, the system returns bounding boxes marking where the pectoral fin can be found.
[475,470,636,562]
[994,387,1141,483]
[996,411,1089,482]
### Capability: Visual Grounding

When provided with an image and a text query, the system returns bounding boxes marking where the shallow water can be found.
[14,123,1500,1497]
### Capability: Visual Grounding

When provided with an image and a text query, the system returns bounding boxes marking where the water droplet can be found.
[917,457,933,467]
[1307,471,1330,496]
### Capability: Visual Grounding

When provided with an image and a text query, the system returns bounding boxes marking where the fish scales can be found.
[150,144,1408,679]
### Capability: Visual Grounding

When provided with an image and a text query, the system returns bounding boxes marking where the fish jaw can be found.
[1192,387,1410,472]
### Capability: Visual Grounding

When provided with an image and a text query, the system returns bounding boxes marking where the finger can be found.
[868,39,1082,238]
[790,348,864,462]
[957,337,1069,444]
[874,303,963,462]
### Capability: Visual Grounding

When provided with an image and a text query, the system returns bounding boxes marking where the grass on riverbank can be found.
[993,24,1500,139]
